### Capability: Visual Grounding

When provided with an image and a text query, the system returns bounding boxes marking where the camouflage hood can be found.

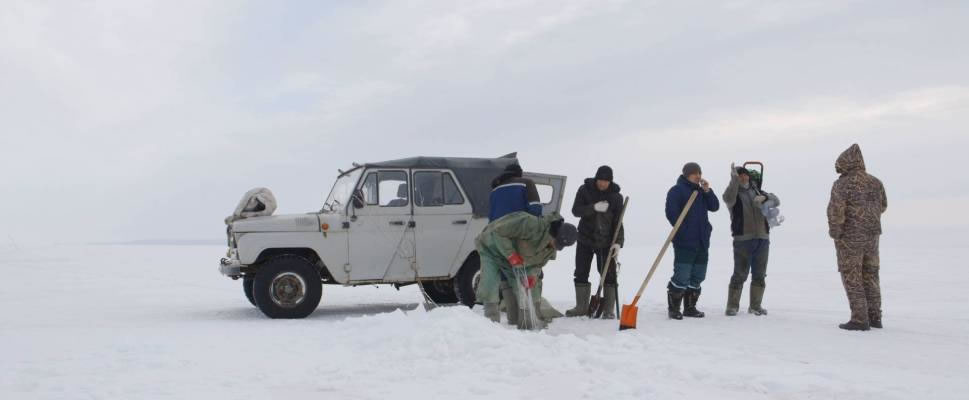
[836,144,867,175]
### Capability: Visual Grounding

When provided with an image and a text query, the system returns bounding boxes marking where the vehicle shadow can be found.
[305,302,422,320]
[189,302,424,321]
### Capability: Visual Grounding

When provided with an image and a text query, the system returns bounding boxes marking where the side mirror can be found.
[352,189,365,209]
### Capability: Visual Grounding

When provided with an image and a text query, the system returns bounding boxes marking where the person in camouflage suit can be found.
[475,211,577,330]
[827,144,888,331]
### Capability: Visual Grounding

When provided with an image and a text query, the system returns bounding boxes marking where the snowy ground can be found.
[1,242,966,399]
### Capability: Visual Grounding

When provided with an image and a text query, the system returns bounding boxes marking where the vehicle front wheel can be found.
[252,255,322,319]
[243,276,256,306]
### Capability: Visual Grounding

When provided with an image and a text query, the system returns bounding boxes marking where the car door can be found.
[523,172,568,215]
[347,169,416,282]
[406,169,473,280]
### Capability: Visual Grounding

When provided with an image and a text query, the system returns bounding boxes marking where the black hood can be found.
[584,178,621,193]
[491,172,521,188]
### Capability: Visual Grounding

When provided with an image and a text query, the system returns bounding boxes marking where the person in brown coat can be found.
[827,144,888,331]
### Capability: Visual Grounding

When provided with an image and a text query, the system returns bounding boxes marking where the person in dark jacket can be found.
[665,162,719,320]
[722,164,779,316]
[489,164,543,221]
[566,166,625,319]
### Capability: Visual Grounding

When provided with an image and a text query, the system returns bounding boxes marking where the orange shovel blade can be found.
[619,304,638,331]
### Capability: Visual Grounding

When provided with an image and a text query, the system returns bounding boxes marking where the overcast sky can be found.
[2,0,967,248]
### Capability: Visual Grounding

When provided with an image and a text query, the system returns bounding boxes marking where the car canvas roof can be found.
[364,153,518,218]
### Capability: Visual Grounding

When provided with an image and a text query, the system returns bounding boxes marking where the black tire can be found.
[243,276,256,306]
[453,253,481,308]
[252,255,322,319]
[420,280,459,304]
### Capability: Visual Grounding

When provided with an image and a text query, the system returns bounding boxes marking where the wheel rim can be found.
[269,272,306,308]
[472,270,482,293]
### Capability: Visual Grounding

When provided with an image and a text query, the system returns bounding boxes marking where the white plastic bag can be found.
[225,187,277,224]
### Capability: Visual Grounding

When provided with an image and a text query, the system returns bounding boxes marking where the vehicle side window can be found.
[413,172,443,207]
[442,173,464,205]
[360,172,378,205]
[535,184,553,205]
[378,171,408,207]
[414,171,464,207]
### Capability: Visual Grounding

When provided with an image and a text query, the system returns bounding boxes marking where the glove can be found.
[523,275,537,289]
[593,201,609,212]
[507,253,524,267]
[730,162,738,178]
[610,243,621,256]
[754,195,767,204]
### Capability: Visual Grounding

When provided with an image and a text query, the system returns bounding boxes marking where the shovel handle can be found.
[627,190,699,307]
[594,196,630,296]
[588,197,629,318]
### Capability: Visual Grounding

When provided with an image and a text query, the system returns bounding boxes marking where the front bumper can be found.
[219,257,243,278]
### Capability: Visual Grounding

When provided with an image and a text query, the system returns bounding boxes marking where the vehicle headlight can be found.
[226,226,235,248]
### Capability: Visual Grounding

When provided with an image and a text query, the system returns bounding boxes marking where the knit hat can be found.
[550,220,578,250]
[736,167,749,176]
[595,165,614,181]
[682,162,702,177]
[492,163,524,188]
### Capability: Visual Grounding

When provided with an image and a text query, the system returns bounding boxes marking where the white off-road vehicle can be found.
[220,153,567,318]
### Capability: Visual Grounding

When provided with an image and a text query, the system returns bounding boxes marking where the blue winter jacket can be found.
[489,176,542,222]
[665,175,720,249]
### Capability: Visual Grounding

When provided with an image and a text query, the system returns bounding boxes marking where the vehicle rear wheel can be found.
[454,253,480,308]
[243,276,256,306]
[253,255,322,319]
[420,280,459,304]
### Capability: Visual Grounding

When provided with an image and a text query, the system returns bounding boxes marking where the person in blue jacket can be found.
[488,164,542,221]
[479,163,546,324]
[665,162,720,320]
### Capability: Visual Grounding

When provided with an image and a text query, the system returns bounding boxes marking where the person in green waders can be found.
[475,211,577,330]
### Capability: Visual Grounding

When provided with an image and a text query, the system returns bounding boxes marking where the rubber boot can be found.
[839,321,870,331]
[748,284,768,316]
[600,285,617,320]
[565,282,591,317]
[538,297,564,321]
[683,288,705,318]
[725,285,742,316]
[483,303,500,323]
[667,283,684,320]
[532,296,549,325]
[501,286,519,326]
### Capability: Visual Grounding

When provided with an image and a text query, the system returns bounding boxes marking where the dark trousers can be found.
[730,239,770,289]
[670,245,708,290]
[574,242,617,285]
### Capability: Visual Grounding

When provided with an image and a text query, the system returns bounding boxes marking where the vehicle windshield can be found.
[322,167,362,213]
